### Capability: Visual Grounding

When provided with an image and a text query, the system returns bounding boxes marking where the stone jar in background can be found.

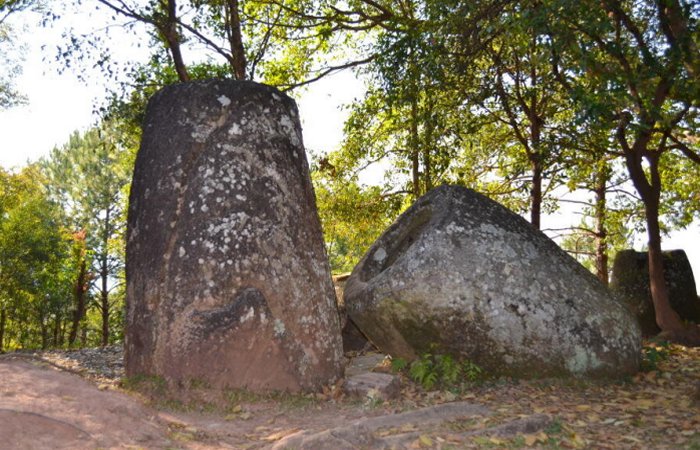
[125,80,343,392]
[344,185,641,378]
[611,249,700,337]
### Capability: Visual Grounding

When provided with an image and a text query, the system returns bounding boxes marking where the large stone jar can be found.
[125,80,343,392]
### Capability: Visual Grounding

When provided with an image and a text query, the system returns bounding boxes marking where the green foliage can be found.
[392,349,484,391]
[409,355,439,390]
[41,121,136,346]
[312,153,402,273]
[0,1,49,109]
[0,20,27,109]
[390,356,408,373]
[0,166,73,350]
[641,341,671,372]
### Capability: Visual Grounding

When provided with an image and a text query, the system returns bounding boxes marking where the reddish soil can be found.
[1,343,699,449]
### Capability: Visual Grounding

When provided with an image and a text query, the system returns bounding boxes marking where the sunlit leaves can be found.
[0,166,72,350]
[41,122,135,346]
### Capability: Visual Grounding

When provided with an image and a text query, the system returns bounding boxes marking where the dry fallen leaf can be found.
[489,437,507,445]
[262,428,300,442]
[418,435,433,447]
[523,434,538,446]
[631,399,655,409]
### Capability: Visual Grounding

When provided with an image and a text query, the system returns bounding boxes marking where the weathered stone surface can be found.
[125,80,343,392]
[344,185,641,378]
[611,249,700,336]
[271,401,490,450]
[344,372,401,400]
[345,352,387,377]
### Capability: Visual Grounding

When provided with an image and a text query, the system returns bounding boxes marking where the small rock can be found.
[345,352,387,377]
[344,372,400,400]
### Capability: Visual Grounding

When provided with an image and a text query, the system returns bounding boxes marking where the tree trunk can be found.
[0,308,5,352]
[40,318,48,350]
[162,0,190,82]
[423,93,434,193]
[593,163,609,285]
[100,208,111,347]
[226,0,247,79]
[53,316,61,348]
[624,145,696,342]
[410,95,421,199]
[530,156,542,230]
[644,198,683,332]
[68,258,88,347]
[528,37,543,230]
[101,287,109,346]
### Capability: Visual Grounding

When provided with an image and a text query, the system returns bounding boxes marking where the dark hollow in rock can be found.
[125,80,343,392]
[344,185,641,379]
[333,273,373,353]
[611,249,700,337]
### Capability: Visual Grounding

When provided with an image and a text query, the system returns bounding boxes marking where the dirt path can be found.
[1,343,699,449]
[0,358,169,449]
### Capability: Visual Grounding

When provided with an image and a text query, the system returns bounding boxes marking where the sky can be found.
[1,6,698,294]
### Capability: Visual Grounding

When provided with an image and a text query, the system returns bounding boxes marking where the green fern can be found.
[410,356,437,389]
[436,354,460,385]
[398,349,485,390]
[391,357,409,372]
[462,360,483,381]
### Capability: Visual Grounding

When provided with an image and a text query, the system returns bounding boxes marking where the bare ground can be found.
[1,343,699,449]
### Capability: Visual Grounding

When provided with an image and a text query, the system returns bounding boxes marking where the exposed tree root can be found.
[658,324,700,347]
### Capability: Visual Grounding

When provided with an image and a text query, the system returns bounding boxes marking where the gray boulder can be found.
[611,249,700,337]
[125,80,343,392]
[344,185,641,378]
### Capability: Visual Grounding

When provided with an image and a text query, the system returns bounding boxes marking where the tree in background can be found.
[42,122,135,346]
[314,0,700,346]
[0,166,73,351]
[312,153,403,274]
[0,0,39,109]
[543,0,700,342]
[443,0,572,229]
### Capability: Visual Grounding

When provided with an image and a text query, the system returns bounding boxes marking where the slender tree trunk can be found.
[41,317,48,350]
[423,94,434,193]
[100,209,111,347]
[529,118,543,230]
[162,0,190,82]
[528,37,543,230]
[69,258,88,346]
[410,95,421,199]
[593,163,609,285]
[100,266,109,346]
[624,144,691,340]
[101,287,109,346]
[0,308,5,352]
[644,197,683,332]
[226,0,247,79]
[530,156,542,229]
[423,146,432,193]
[53,316,60,348]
